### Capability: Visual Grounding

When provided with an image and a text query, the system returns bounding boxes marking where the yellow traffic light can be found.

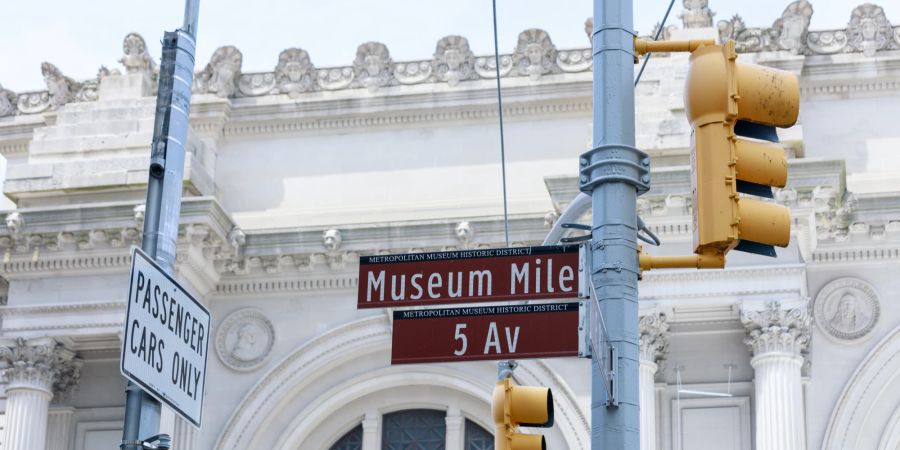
[685,40,798,258]
[492,377,553,450]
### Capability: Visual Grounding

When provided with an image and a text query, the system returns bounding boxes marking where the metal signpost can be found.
[357,245,580,309]
[121,247,210,427]
[120,1,201,449]
[582,0,644,448]
[391,302,579,364]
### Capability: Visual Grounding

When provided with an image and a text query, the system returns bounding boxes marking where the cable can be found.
[491,0,510,247]
[634,0,677,87]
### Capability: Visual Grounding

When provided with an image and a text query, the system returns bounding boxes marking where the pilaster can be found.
[361,410,379,450]
[639,313,668,450]
[742,301,810,450]
[444,407,464,450]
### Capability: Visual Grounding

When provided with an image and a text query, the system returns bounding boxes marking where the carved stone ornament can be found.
[681,0,714,29]
[455,221,473,246]
[0,338,81,396]
[5,211,23,235]
[742,301,811,357]
[323,229,342,252]
[41,62,78,109]
[513,29,559,81]
[769,0,813,53]
[196,46,243,98]
[639,313,669,364]
[847,3,894,57]
[353,42,394,91]
[275,48,317,98]
[719,15,752,49]
[433,36,476,86]
[215,308,275,372]
[812,277,880,342]
[0,83,17,117]
[120,32,156,75]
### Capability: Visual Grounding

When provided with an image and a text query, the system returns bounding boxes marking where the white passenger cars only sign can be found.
[121,247,210,428]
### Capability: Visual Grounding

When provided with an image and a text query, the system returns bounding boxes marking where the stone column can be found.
[444,407,464,450]
[0,337,81,450]
[639,313,668,450]
[742,301,810,450]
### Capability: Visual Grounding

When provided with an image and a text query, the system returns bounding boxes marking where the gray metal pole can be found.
[121,2,199,449]
[581,0,647,448]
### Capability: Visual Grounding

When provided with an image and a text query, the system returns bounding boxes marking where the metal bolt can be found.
[641,174,651,184]
[580,175,589,183]
[580,157,589,166]
[641,157,650,167]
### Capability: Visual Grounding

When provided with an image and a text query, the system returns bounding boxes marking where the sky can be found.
[0,0,893,91]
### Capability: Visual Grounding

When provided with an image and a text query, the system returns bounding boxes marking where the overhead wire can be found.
[491,0,510,247]
[634,0,677,86]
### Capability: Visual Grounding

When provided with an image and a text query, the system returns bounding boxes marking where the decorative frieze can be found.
[0,3,895,115]
[742,301,811,357]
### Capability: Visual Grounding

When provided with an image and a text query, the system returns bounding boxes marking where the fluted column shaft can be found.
[742,302,810,450]
[5,385,52,450]
[638,313,668,450]
[639,359,659,450]
[0,338,80,450]
[751,351,805,450]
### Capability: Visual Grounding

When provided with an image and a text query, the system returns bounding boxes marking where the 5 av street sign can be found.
[121,248,210,428]
[391,302,579,364]
[358,245,579,308]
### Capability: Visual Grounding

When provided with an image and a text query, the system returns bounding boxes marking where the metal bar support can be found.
[633,38,715,56]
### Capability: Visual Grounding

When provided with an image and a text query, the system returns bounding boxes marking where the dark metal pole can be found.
[120,1,199,448]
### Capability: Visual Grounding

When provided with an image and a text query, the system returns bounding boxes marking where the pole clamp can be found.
[579,144,650,195]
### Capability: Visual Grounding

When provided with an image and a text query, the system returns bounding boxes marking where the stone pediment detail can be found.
[0,2,896,114]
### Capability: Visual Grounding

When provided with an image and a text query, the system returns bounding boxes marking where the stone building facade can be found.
[0,1,899,449]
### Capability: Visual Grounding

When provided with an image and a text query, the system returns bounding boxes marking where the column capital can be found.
[0,337,81,397]
[639,313,669,364]
[741,301,811,357]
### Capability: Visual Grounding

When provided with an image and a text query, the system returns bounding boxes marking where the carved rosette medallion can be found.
[215,308,275,371]
[812,277,880,342]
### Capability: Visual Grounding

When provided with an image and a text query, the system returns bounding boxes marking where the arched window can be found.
[464,419,493,450]
[328,424,362,450]
[382,409,446,449]
[327,410,494,450]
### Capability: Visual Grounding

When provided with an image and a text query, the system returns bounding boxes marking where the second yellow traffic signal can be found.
[492,377,553,450]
